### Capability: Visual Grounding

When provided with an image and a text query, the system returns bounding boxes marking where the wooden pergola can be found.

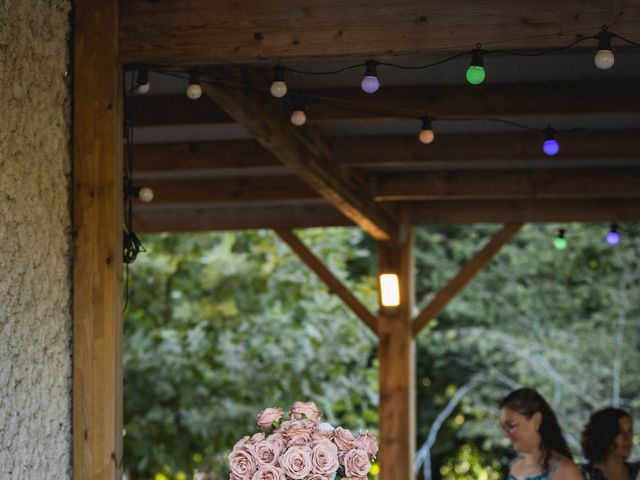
[73,1,640,479]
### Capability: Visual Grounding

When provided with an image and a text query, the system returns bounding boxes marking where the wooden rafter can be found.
[274,230,377,333]
[132,132,640,175]
[200,80,398,241]
[131,80,640,126]
[375,168,640,200]
[120,0,640,63]
[412,223,523,336]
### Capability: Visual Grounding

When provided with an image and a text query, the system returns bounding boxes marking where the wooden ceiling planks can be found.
[120,0,640,64]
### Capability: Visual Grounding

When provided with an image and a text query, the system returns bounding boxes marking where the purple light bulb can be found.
[361,75,380,94]
[606,225,620,245]
[543,139,559,156]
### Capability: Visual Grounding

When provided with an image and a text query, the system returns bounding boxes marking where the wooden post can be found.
[73,0,123,478]
[378,208,415,480]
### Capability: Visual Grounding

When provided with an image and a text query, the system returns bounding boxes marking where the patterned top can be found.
[580,462,640,480]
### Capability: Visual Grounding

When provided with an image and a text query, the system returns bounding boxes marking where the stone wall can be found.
[0,1,72,478]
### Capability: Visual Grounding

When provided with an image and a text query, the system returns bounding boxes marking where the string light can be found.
[126,185,154,203]
[270,66,288,98]
[135,67,150,95]
[466,46,486,85]
[361,60,380,94]
[289,97,307,126]
[594,26,615,70]
[553,229,568,250]
[605,224,620,245]
[418,116,435,144]
[542,126,560,156]
[186,71,202,99]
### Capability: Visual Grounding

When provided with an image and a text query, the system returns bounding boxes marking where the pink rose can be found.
[255,440,281,465]
[280,419,315,446]
[234,436,250,449]
[278,446,313,479]
[343,449,371,478]
[290,401,322,423]
[257,407,284,430]
[312,428,334,443]
[267,432,287,452]
[251,432,266,444]
[332,427,357,451]
[308,475,331,480]
[356,431,378,460]
[311,440,339,475]
[251,464,287,480]
[228,444,258,478]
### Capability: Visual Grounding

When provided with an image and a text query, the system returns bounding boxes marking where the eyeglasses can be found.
[499,421,520,433]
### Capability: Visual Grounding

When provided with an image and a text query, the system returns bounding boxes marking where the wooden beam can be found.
[74,0,123,478]
[413,199,640,223]
[200,79,398,241]
[374,168,640,200]
[378,207,414,480]
[132,131,640,177]
[133,204,352,232]
[120,1,640,63]
[274,229,377,333]
[412,223,522,336]
[131,81,640,126]
[135,176,319,205]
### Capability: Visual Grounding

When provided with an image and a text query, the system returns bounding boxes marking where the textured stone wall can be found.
[0,1,72,478]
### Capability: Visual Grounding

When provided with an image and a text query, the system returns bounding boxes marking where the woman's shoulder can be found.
[549,455,581,480]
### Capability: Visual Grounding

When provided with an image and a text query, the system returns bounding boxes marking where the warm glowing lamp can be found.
[379,273,400,307]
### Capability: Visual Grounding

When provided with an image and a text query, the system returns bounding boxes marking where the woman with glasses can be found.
[580,407,639,480]
[499,388,581,480]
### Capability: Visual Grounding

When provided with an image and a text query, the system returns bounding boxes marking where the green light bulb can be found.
[553,236,567,250]
[466,65,486,85]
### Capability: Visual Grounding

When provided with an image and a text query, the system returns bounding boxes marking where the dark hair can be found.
[581,407,631,463]
[500,388,573,469]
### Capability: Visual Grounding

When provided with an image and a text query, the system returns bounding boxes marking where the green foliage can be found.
[124,223,640,478]
[124,229,378,477]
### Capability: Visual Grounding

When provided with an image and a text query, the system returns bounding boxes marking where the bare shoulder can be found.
[551,458,582,480]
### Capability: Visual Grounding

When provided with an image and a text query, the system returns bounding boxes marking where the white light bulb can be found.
[186,83,202,99]
[138,187,154,203]
[379,273,400,307]
[270,81,287,98]
[290,110,306,126]
[594,49,615,70]
[419,129,435,144]
[135,83,150,95]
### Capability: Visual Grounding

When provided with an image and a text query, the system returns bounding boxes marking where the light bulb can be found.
[270,66,287,98]
[594,49,615,70]
[186,71,202,99]
[138,187,154,203]
[418,116,435,144]
[594,26,615,70]
[135,67,150,95]
[606,224,620,245]
[466,48,486,85]
[379,273,400,307]
[542,126,559,156]
[361,60,380,94]
[290,110,306,126]
[553,229,567,250]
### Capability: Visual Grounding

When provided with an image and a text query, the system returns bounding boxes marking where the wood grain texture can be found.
[374,168,640,200]
[275,230,377,333]
[73,0,123,478]
[412,223,522,335]
[120,0,640,63]
[378,206,415,480]
[412,199,640,223]
[200,79,398,240]
[132,204,352,232]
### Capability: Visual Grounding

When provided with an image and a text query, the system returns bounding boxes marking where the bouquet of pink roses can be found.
[228,401,378,480]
